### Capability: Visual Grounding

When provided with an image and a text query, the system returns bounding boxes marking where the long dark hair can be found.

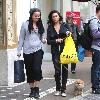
[47,10,63,25]
[28,8,44,34]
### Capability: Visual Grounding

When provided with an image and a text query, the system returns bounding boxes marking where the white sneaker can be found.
[54,91,61,96]
[61,92,67,97]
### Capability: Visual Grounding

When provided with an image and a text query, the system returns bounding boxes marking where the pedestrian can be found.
[17,8,46,98]
[66,16,80,74]
[89,5,100,94]
[47,10,69,97]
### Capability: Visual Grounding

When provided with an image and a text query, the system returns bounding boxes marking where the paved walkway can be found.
[0,57,100,100]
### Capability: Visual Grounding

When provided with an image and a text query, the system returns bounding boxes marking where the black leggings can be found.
[52,53,68,91]
[23,49,44,83]
[71,41,78,71]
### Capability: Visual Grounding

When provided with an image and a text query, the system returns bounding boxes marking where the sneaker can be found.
[61,92,67,97]
[54,91,61,96]
[71,70,76,74]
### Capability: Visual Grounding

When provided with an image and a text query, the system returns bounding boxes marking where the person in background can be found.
[17,8,46,98]
[66,16,80,74]
[89,5,100,94]
[47,10,69,97]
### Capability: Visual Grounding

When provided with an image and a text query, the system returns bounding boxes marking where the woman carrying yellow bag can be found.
[47,10,69,97]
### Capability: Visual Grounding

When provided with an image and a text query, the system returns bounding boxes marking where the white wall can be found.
[60,0,72,22]
[73,1,80,12]
[51,0,60,11]
[16,0,30,37]
[39,0,52,60]
[88,1,96,18]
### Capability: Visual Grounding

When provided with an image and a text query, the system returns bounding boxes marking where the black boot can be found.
[29,87,35,97]
[34,87,40,99]
[92,88,100,94]
[92,85,100,94]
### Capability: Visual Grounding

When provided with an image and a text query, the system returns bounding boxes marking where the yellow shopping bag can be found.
[60,32,78,64]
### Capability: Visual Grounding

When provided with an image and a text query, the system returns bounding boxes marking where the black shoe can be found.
[34,87,40,99]
[71,70,76,74]
[29,87,35,97]
[92,88,100,94]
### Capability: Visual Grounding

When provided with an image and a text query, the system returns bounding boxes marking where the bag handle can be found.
[66,31,72,37]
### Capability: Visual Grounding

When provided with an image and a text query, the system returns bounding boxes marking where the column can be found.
[72,1,80,12]
[88,0,97,18]
[60,0,72,22]
[51,0,60,12]
[0,0,17,86]
[38,0,52,60]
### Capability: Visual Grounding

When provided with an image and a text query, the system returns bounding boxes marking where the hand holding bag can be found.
[14,57,25,83]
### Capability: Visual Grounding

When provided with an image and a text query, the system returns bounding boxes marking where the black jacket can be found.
[47,22,69,54]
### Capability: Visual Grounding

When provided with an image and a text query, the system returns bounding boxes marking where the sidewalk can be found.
[0,57,100,100]
[70,90,100,100]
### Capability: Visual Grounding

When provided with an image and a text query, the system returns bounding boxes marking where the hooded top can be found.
[89,16,100,51]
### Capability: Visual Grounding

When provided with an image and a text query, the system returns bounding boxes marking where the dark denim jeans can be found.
[52,53,68,91]
[91,48,100,89]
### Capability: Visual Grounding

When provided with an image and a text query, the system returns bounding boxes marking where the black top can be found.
[47,22,69,54]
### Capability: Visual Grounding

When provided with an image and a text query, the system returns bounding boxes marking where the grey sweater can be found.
[17,21,43,54]
[89,16,100,51]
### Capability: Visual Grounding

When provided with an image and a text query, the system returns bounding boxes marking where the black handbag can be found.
[14,60,25,83]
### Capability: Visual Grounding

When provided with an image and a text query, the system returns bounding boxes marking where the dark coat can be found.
[47,22,69,54]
